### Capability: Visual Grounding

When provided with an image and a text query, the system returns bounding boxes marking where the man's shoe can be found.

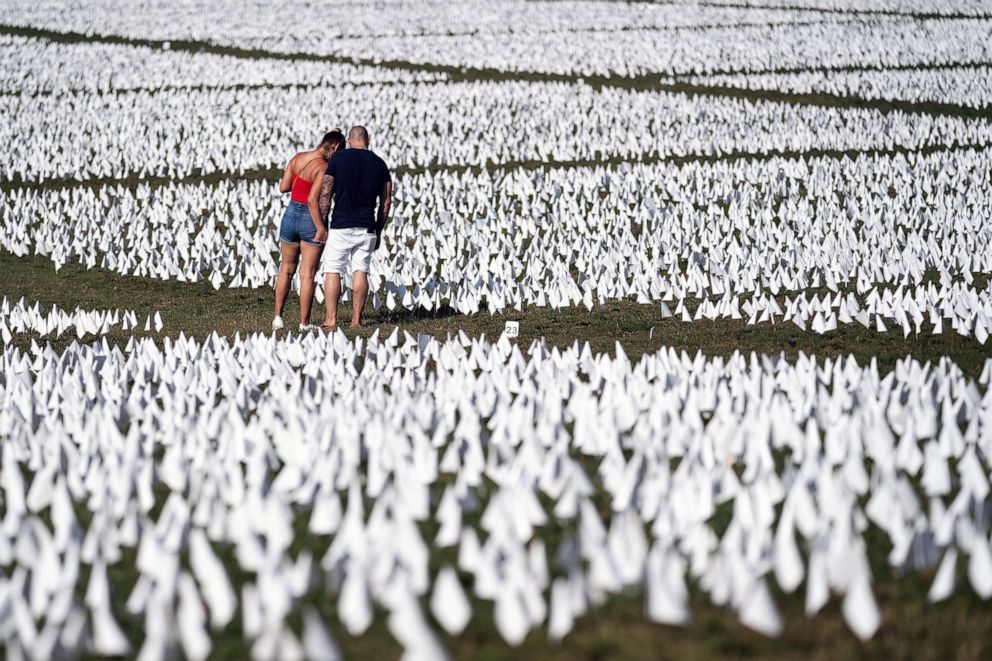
[272,316,285,331]
[299,324,316,332]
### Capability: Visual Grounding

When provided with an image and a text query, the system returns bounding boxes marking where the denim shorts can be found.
[279,201,321,246]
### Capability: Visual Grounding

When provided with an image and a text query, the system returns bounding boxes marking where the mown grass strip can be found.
[670,59,992,82]
[691,0,992,21]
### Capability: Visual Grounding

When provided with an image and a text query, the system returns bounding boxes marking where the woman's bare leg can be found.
[298,242,323,325]
[274,242,300,318]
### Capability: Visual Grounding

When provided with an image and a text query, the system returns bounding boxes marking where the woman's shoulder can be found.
[289,150,321,172]
[308,153,329,168]
[301,154,328,179]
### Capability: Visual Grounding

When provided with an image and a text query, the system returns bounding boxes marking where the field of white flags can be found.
[2,0,992,658]
[0,333,991,659]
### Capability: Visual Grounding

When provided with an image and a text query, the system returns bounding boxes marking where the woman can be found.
[273,129,346,332]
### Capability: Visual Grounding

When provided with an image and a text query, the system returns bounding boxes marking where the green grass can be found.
[687,0,992,22]
[2,252,989,377]
[98,565,992,660]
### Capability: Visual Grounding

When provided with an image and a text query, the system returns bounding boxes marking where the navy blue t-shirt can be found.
[326,149,391,230]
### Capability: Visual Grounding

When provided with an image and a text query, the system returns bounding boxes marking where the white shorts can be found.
[319,227,376,276]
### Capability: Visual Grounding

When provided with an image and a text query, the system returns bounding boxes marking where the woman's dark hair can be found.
[321,129,346,153]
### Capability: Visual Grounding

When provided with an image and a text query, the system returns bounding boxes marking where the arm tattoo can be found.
[318,175,334,221]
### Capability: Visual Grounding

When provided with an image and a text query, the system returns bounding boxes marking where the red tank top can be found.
[290,176,313,203]
[289,156,322,203]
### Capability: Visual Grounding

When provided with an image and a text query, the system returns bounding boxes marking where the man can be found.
[309,125,392,331]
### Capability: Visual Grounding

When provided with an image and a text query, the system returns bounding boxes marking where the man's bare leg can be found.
[274,242,300,319]
[351,271,369,328]
[298,243,322,325]
[322,273,342,331]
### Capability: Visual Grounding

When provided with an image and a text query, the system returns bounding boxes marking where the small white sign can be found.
[504,321,520,338]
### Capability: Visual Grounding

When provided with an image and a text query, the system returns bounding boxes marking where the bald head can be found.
[348,126,370,148]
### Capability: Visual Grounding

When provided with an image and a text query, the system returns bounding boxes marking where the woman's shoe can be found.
[272,316,285,331]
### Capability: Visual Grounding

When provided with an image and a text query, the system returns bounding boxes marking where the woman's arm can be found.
[278,155,296,194]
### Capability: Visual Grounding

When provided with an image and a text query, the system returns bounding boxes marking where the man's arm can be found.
[374,180,392,251]
[307,174,334,244]
[376,180,393,232]
[318,175,334,221]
